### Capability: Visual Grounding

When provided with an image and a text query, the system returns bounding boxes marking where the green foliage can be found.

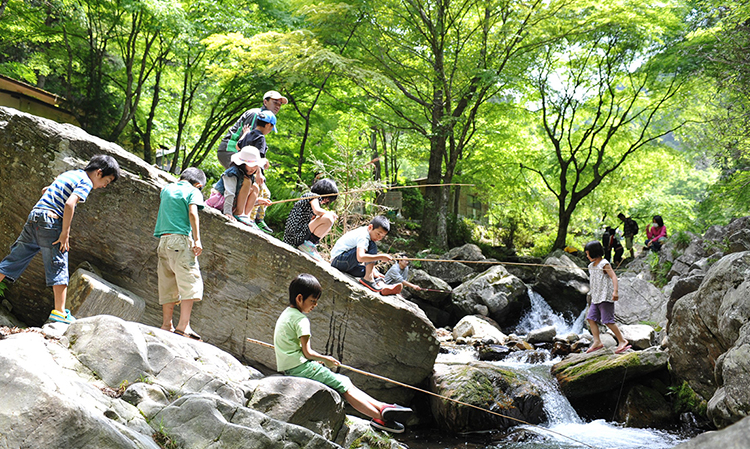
[668,381,708,418]
[152,421,180,449]
[261,176,296,237]
[672,231,692,249]
[647,252,673,288]
[0,281,7,299]
[400,185,424,220]
[447,214,476,249]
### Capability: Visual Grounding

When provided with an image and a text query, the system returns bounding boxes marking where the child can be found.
[237,110,275,234]
[0,155,120,324]
[330,216,401,295]
[154,167,206,341]
[283,178,339,262]
[274,273,412,433]
[205,146,271,230]
[584,240,630,354]
[383,257,423,291]
[644,215,667,252]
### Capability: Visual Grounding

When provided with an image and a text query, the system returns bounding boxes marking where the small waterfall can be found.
[515,287,585,336]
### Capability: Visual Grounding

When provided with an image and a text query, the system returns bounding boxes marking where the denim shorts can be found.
[285,360,352,394]
[330,241,377,277]
[0,209,68,286]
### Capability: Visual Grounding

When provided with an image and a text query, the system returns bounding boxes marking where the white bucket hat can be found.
[231,146,268,168]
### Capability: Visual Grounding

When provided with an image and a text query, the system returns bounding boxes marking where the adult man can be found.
[216,90,288,169]
[617,213,639,259]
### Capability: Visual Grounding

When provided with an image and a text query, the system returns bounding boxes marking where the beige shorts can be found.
[157,234,203,305]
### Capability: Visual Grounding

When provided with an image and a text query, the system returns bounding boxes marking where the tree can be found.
[520,23,686,250]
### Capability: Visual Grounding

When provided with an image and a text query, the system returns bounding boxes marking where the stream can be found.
[402,289,690,449]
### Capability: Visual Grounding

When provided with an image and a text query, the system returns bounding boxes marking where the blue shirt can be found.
[33,169,93,216]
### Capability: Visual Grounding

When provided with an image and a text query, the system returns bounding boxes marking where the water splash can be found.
[516,287,586,336]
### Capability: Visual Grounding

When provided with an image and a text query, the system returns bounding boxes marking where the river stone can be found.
[245,376,345,440]
[526,325,557,344]
[0,107,439,404]
[533,254,589,315]
[616,277,667,325]
[402,269,452,305]
[673,414,750,449]
[706,322,750,428]
[430,362,545,432]
[151,393,339,449]
[669,251,750,401]
[67,268,145,322]
[551,347,669,399]
[619,324,656,350]
[450,265,529,327]
[0,331,158,449]
[452,315,507,344]
[616,383,674,428]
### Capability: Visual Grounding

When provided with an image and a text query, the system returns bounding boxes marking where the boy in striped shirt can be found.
[0,155,121,324]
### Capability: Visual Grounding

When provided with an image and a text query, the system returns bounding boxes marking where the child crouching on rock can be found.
[584,240,630,354]
[282,178,339,262]
[274,273,412,433]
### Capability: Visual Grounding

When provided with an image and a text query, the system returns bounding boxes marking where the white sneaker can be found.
[298,241,323,261]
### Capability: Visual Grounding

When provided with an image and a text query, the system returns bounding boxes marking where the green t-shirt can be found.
[154,181,204,238]
[274,307,311,372]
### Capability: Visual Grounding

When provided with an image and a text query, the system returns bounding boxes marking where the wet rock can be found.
[673,414,750,449]
[477,344,511,361]
[617,383,674,428]
[452,315,507,344]
[551,347,669,399]
[450,266,529,327]
[431,362,545,432]
[526,325,557,344]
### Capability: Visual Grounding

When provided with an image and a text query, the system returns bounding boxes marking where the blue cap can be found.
[257,110,277,132]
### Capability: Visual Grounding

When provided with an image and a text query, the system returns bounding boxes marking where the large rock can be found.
[669,252,750,403]
[452,315,507,344]
[619,324,656,350]
[532,254,589,315]
[673,414,750,449]
[551,348,669,399]
[449,266,529,328]
[430,362,545,432]
[0,107,438,404]
[401,269,452,305]
[67,268,145,322]
[616,276,667,325]
[707,322,750,428]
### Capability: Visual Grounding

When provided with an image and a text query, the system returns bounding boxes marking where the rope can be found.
[396,257,622,273]
[267,183,475,206]
[246,338,598,448]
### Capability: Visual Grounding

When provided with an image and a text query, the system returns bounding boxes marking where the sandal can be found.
[174,329,203,341]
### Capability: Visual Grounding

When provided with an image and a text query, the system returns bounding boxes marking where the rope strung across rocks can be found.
[266,183,476,206]
[396,257,621,272]
[246,337,598,449]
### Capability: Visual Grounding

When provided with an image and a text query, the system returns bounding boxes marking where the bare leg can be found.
[606,323,629,348]
[53,284,68,313]
[234,181,253,216]
[175,299,195,334]
[161,302,176,331]
[587,319,602,349]
[309,212,335,238]
[343,386,386,421]
[363,262,375,282]
[242,184,261,216]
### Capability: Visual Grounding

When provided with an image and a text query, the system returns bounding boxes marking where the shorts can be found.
[157,234,203,305]
[285,360,352,394]
[0,209,68,286]
[587,302,616,324]
[330,241,377,277]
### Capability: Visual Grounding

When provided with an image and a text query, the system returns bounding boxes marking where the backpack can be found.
[630,219,639,236]
[227,108,262,153]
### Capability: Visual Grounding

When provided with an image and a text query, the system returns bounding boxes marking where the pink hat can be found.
[231,146,268,168]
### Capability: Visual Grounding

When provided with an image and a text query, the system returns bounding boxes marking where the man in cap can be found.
[216,90,288,169]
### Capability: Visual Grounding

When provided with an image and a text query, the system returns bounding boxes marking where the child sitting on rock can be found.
[330,215,401,295]
[236,110,276,234]
[584,240,630,354]
[0,154,120,324]
[205,146,271,230]
[154,167,206,341]
[383,257,423,291]
[282,178,339,262]
[273,273,412,433]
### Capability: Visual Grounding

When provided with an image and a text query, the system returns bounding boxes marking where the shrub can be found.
[400,185,424,220]
[447,214,474,248]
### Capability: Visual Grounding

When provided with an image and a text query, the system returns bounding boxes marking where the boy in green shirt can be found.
[274,273,412,433]
[154,167,206,341]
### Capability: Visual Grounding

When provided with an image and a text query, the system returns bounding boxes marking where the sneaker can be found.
[234,215,259,230]
[49,309,76,325]
[298,241,323,261]
[255,220,273,234]
[380,404,412,422]
[370,418,404,434]
[359,278,383,292]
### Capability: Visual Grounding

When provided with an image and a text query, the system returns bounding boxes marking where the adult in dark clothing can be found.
[602,226,624,266]
[617,213,639,259]
[216,90,287,169]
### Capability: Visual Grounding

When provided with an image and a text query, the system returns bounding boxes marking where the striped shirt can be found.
[33,169,93,216]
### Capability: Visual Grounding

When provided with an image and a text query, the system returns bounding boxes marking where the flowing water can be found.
[409,289,689,449]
